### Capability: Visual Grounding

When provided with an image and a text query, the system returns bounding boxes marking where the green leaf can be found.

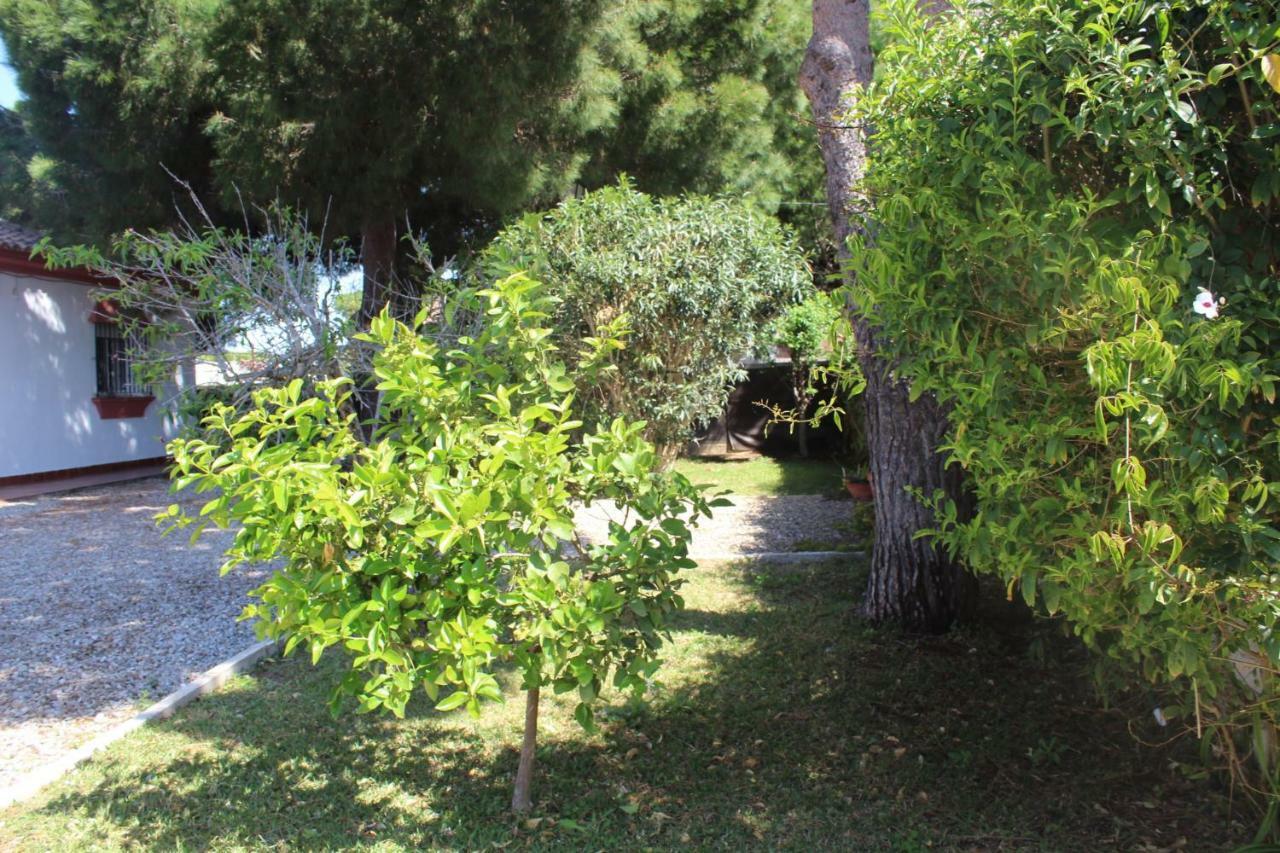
[1206,63,1233,85]
[1021,571,1039,608]
[1144,174,1171,216]
[434,692,469,712]
[1262,54,1280,94]
[545,517,576,540]
[388,502,416,525]
[659,518,689,538]
[574,702,596,732]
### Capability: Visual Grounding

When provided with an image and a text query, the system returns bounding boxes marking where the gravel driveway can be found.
[575,493,860,559]
[0,478,857,794]
[0,477,269,792]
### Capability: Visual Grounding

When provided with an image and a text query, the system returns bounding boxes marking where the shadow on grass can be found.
[26,559,1247,851]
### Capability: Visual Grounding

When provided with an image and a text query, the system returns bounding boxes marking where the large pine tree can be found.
[801,0,972,633]
[202,0,619,320]
[0,0,220,241]
[0,0,822,287]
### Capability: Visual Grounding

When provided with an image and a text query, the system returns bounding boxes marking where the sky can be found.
[0,41,21,109]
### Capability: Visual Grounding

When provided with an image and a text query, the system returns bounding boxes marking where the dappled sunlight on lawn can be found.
[0,559,1247,851]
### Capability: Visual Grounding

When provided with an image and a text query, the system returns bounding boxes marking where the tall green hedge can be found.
[852,0,1280,817]
[485,181,812,457]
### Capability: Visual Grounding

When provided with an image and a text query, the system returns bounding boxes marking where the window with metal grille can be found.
[94,323,146,397]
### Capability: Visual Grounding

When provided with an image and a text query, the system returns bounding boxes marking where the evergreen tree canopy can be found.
[582,0,817,207]
[0,0,821,262]
[0,104,33,223]
[0,0,218,242]
[203,0,610,252]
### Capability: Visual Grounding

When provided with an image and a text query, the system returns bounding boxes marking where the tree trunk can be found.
[511,687,540,813]
[354,216,397,434]
[858,337,974,632]
[801,0,973,633]
[793,364,811,458]
[358,216,397,329]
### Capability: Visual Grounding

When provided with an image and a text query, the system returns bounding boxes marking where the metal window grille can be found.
[94,323,146,397]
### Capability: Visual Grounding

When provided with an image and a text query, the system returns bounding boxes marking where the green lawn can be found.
[672,455,840,497]
[0,558,1245,851]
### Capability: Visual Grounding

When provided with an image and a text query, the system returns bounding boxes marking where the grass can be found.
[0,558,1246,851]
[672,455,840,497]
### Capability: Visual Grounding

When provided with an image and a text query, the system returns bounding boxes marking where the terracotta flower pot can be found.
[845,479,873,502]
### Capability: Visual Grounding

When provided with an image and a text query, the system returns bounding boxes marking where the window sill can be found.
[92,396,154,420]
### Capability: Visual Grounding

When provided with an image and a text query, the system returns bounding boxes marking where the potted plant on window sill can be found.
[842,466,873,501]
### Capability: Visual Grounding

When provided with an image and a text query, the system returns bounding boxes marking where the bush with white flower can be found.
[1193,288,1223,320]
[850,0,1280,818]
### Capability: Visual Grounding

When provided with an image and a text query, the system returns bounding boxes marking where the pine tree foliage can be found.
[0,0,219,242]
[0,0,821,255]
[581,0,820,214]
[202,0,611,250]
[0,104,33,223]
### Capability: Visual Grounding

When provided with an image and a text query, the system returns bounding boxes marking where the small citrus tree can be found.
[162,274,717,811]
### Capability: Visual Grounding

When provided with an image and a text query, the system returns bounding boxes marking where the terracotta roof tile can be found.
[0,220,44,254]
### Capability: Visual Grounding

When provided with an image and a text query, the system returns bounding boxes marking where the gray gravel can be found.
[0,480,855,792]
[575,493,860,559]
[0,477,269,791]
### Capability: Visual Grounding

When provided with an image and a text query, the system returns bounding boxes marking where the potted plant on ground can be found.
[842,466,873,501]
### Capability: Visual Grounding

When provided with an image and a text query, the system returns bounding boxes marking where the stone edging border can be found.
[0,638,280,811]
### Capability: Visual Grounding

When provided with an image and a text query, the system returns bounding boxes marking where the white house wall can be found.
[0,270,183,478]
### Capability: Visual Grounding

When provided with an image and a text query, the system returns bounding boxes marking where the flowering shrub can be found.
[851,0,1280,817]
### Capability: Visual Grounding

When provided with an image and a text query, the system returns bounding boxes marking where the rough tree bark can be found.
[354,216,398,432]
[357,216,398,330]
[800,0,973,633]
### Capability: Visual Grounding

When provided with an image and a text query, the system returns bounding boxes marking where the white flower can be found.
[1153,707,1168,727]
[1193,288,1222,319]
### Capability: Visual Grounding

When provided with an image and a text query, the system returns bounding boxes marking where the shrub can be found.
[770,292,844,457]
[162,274,717,810]
[851,0,1280,819]
[483,179,812,459]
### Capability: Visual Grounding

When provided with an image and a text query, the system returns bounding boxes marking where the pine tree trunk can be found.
[858,327,974,632]
[354,216,397,434]
[357,216,397,328]
[511,687,540,813]
[801,0,973,633]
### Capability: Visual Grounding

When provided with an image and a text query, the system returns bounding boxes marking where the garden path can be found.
[0,477,856,799]
[0,478,267,794]
[574,493,859,560]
